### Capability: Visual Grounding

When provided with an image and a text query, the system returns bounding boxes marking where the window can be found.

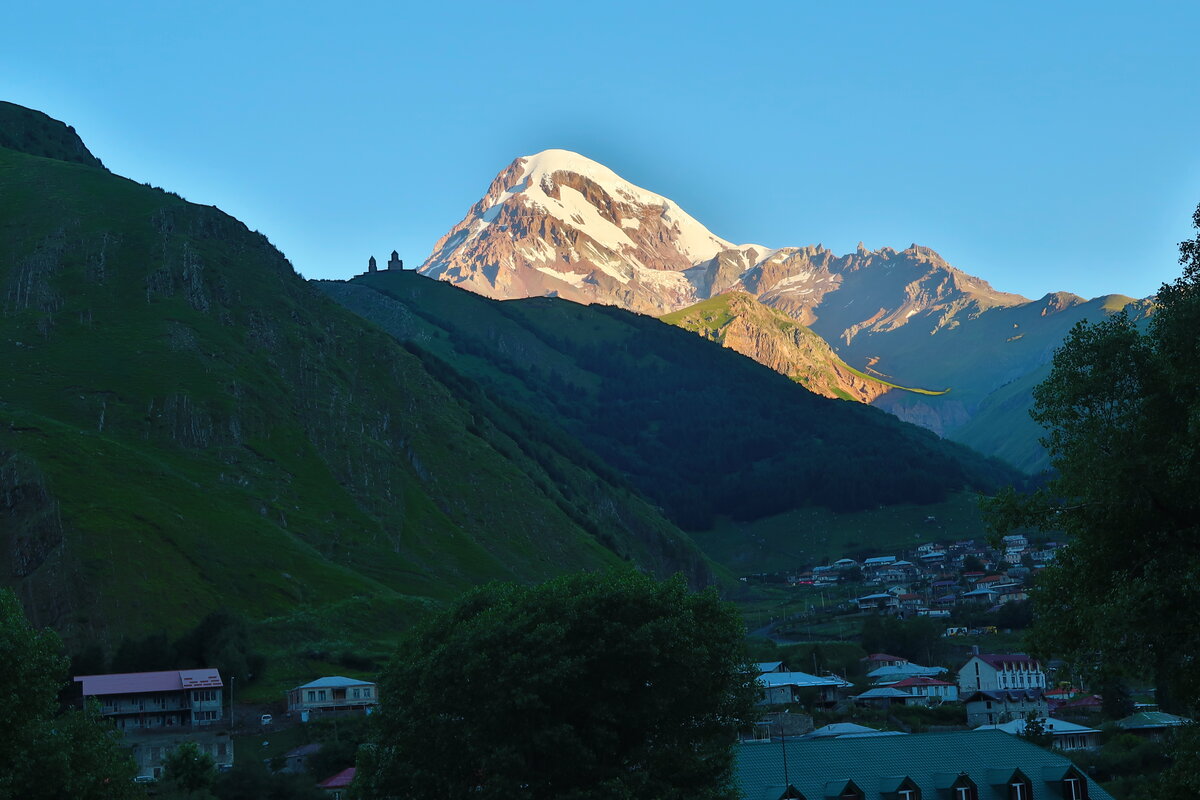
[352,688,360,699]
[1063,778,1085,800]
[192,689,217,703]
[307,690,316,702]
[318,690,328,701]
[364,687,371,697]
[1008,772,1032,800]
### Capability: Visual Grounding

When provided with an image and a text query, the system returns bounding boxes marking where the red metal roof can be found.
[74,668,223,696]
[319,767,357,789]
[977,653,1039,669]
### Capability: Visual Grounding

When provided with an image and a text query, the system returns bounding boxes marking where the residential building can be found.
[735,729,1111,800]
[856,593,898,612]
[890,676,959,704]
[975,718,1100,751]
[758,670,853,707]
[958,654,1047,694]
[964,690,1049,727]
[287,676,378,714]
[869,663,948,685]
[73,668,231,780]
[860,653,908,670]
[853,687,917,708]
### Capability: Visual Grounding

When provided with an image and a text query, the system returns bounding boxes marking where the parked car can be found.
[260,714,273,726]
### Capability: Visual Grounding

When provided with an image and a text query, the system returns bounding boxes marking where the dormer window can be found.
[951,774,978,800]
[1008,771,1032,800]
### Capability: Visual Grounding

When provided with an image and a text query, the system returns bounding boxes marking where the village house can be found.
[853,687,917,708]
[975,717,1101,751]
[963,690,1049,727]
[73,668,232,780]
[890,676,959,704]
[757,669,853,707]
[958,653,1047,694]
[735,730,1110,800]
[869,662,948,686]
[287,676,378,716]
[860,653,908,670]
[856,593,899,612]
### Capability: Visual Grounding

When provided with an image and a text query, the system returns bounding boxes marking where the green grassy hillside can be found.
[0,113,709,649]
[318,271,1024,533]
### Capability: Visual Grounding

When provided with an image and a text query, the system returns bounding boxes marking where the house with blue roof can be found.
[734,729,1111,800]
[286,675,378,715]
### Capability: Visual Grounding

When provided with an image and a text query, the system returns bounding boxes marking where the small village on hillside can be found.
[60,526,1188,798]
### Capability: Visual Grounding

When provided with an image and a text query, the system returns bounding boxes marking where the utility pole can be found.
[230,676,235,733]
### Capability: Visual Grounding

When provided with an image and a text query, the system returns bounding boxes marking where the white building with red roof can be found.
[319,766,356,798]
[73,668,231,780]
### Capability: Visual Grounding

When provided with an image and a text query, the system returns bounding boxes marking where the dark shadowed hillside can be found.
[0,106,709,647]
[319,270,1023,531]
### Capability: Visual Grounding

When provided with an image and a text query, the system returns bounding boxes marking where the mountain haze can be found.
[419,149,1151,470]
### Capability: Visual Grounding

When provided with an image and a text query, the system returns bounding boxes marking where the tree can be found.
[355,571,759,800]
[984,202,1200,713]
[160,740,216,799]
[1017,712,1054,749]
[0,589,139,799]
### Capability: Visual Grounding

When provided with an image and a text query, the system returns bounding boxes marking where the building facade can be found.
[287,676,379,714]
[73,668,232,780]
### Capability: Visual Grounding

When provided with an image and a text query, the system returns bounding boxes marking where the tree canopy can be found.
[985,202,1200,713]
[354,571,759,800]
[0,589,138,799]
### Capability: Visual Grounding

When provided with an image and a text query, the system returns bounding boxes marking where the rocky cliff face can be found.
[661,293,898,403]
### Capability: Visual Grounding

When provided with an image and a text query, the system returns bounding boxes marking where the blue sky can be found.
[3,1,1198,300]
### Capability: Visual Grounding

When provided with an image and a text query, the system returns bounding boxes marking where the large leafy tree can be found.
[0,589,139,799]
[355,571,758,800]
[985,203,1200,712]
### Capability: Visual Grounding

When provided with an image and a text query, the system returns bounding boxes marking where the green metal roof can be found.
[735,730,1112,800]
[1115,711,1190,730]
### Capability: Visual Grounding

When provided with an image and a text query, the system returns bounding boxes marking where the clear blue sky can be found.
[3,1,1198,300]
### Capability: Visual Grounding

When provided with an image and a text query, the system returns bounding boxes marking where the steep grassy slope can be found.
[318,271,1024,532]
[0,115,708,646]
[660,293,945,402]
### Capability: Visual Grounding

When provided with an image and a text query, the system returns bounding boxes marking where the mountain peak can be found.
[0,102,104,169]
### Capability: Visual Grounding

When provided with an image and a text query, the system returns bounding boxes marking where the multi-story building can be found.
[74,668,232,780]
[958,653,1047,694]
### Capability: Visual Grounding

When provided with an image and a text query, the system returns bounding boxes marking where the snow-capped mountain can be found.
[420,149,773,314]
[419,148,1027,328]
[419,149,1145,472]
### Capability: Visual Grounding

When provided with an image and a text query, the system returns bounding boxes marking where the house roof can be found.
[891,676,955,688]
[861,653,905,662]
[74,668,223,696]
[1116,711,1191,730]
[975,718,1099,736]
[293,676,375,690]
[756,662,785,673]
[855,687,913,699]
[759,671,852,689]
[1059,694,1102,708]
[805,723,882,738]
[972,653,1040,670]
[318,767,356,789]
[868,664,947,680]
[863,556,896,565]
[285,743,323,758]
[735,730,1113,800]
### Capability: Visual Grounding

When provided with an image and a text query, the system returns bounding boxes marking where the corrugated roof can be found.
[318,767,356,789]
[806,723,881,738]
[975,718,1099,736]
[855,688,913,699]
[293,676,375,690]
[890,676,954,687]
[735,730,1113,800]
[759,671,852,689]
[756,662,785,673]
[73,668,223,696]
[1116,711,1191,730]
